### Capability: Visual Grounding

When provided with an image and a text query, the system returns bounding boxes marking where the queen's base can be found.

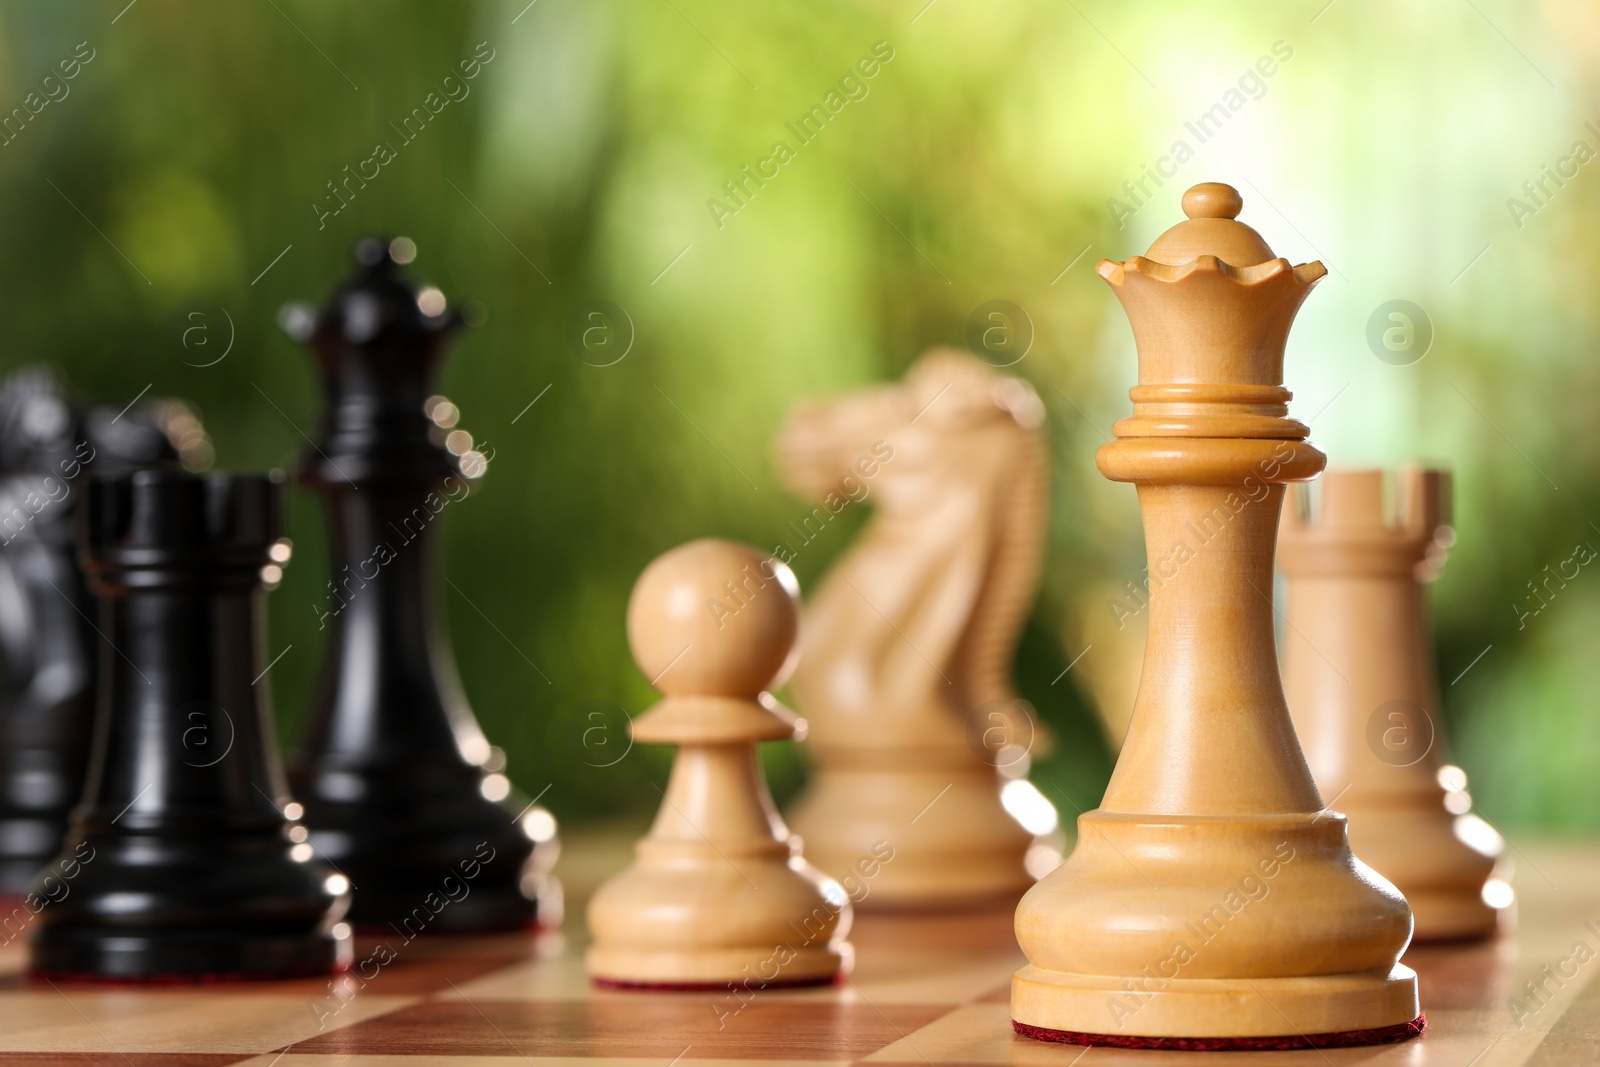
[1011,963,1421,1043]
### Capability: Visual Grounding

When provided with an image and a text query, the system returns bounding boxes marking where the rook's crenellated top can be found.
[1279,468,1452,580]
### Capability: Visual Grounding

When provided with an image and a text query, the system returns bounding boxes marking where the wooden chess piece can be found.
[778,350,1058,908]
[587,539,853,987]
[1012,183,1423,1048]
[0,370,96,898]
[28,470,351,980]
[285,238,556,932]
[0,369,210,895]
[1280,467,1510,941]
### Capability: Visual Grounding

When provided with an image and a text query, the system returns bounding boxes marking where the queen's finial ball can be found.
[1181,182,1243,220]
[626,539,800,699]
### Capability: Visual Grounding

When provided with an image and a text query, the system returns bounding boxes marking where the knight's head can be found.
[777,347,1043,504]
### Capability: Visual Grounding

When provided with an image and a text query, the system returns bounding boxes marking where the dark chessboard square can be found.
[331,938,535,996]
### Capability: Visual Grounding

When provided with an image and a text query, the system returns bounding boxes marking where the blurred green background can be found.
[0,0,1595,835]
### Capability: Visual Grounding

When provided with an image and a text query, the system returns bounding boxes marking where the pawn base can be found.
[587,944,850,988]
[1011,964,1420,1042]
[30,925,351,983]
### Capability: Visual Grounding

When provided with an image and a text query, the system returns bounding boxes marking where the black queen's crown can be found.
[282,237,480,487]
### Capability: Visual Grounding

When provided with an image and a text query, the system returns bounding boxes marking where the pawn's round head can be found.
[627,539,800,698]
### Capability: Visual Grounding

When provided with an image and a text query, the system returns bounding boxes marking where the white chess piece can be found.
[778,350,1057,908]
[587,539,853,987]
[1280,468,1510,942]
[1012,184,1419,1046]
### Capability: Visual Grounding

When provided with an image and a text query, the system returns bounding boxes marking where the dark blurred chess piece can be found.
[284,238,556,932]
[29,470,351,980]
[0,367,210,896]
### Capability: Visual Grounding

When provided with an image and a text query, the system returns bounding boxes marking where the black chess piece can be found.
[0,369,96,897]
[27,470,350,980]
[0,369,213,897]
[284,238,554,932]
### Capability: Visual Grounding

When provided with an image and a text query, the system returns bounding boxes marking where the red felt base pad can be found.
[1013,1013,1426,1051]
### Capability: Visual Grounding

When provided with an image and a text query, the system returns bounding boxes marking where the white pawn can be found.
[587,539,853,988]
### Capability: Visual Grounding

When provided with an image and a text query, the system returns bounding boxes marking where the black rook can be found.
[0,368,215,897]
[28,470,350,980]
[285,238,554,932]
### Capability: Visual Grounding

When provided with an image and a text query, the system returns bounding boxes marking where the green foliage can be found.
[0,0,1594,832]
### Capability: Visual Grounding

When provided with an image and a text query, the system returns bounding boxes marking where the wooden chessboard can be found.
[0,832,1593,1066]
